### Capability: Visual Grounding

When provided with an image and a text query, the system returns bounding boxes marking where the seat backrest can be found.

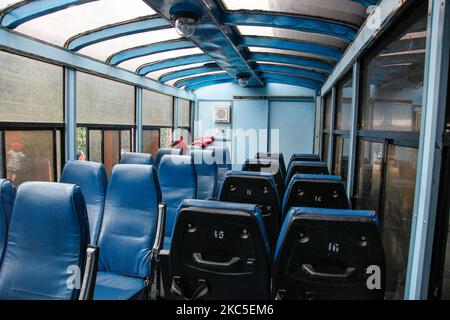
[219,171,281,251]
[155,148,182,170]
[206,146,231,196]
[285,161,329,185]
[169,199,271,299]
[283,174,349,218]
[273,207,385,300]
[158,155,197,240]
[256,152,286,180]
[0,182,89,300]
[0,179,15,263]
[120,152,154,165]
[60,160,108,244]
[242,158,284,198]
[189,150,217,200]
[97,164,161,279]
[288,153,321,167]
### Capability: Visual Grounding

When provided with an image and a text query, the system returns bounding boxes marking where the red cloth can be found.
[192,136,215,148]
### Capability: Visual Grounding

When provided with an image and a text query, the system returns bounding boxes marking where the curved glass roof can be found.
[0,0,380,92]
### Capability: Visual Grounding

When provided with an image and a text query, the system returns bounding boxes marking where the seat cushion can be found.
[94,272,145,300]
[190,150,217,200]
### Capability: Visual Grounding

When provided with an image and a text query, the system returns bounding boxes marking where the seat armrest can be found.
[78,245,99,300]
[152,203,166,263]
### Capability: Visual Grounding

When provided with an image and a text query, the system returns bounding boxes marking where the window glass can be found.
[5,131,56,185]
[333,136,350,186]
[142,130,160,158]
[360,11,427,132]
[221,0,367,26]
[160,128,173,149]
[383,145,418,299]
[56,130,62,181]
[322,133,329,163]
[0,51,63,123]
[336,76,353,131]
[120,130,131,155]
[177,99,191,127]
[354,140,383,211]
[14,0,155,47]
[142,90,173,126]
[324,93,332,130]
[88,130,102,163]
[76,127,87,158]
[103,130,120,177]
[119,48,205,73]
[237,26,346,49]
[77,72,135,125]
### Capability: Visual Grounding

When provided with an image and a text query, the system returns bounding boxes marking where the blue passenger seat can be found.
[283,174,349,218]
[219,171,281,251]
[158,155,196,249]
[242,158,284,199]
[207,146,231,197]
[189,150,217,200]
[288,153,321,168]
[154,148,182,170]
[60,160,108,244]
[94,164,161,300]
[120,152,154,165]
[168,200,271,299]
[285,161,329,185]
[0,182,89,300]
[273,207,385,300]
[0,179,15,262]
[256,152,286,181]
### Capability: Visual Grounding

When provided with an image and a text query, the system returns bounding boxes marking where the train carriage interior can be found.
[0,0,450,302]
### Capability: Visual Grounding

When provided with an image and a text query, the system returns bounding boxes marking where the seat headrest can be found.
[291,174,342,182]
[276,207,379,260]
[180,199,270,257]
[0,182,88,300]
[289,153,321,163]
[226,170,274,179]
[120,152,154,165]
[155,148,183,169]
[61,160,108,204]
[189,149,215,164]
[159,155,196,181]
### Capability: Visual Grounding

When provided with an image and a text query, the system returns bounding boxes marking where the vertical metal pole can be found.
[314,95,322,156]
[64,67,76,162]
[327,86,336,172]
[347,61,360,198]
[405,0,450,300]
[135,87,143,153]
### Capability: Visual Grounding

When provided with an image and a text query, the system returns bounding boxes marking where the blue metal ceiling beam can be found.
[254,63,327,83]
[248,52,333,74]
[137,54,212,75]
[65,15,171,51]
[224,11,357,43]
[143,0,264,87]
[108,39,195,65]
[241,36,342,62]
[0,0,94,28]
[260,73,321,91]
[175,73,233,88]
[186,78,236,91]
[159,64,222,83]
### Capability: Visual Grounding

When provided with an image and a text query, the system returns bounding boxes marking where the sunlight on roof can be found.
[15,0,155,46]
[0,0,21,11]
[119,48,205,72]
[147,63,213,81]
[79,28,181,62]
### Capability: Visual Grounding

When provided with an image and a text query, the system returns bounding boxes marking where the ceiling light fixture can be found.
[170,5,201,38]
